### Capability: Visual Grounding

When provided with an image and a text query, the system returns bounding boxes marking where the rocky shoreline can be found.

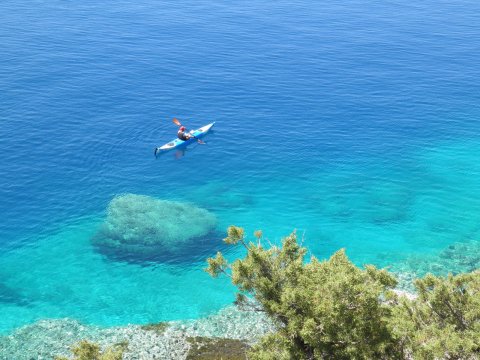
[0,289,420,360]
[0,305,276,360]
[0,269,425,360]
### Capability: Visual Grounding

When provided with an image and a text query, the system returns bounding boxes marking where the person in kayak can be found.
[177,126,193,141]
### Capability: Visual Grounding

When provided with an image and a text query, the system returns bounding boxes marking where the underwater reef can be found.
[91,194,218,262]
[399,240,480,276]
[392,239,480,291]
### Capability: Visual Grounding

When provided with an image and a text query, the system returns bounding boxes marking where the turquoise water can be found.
[1,0,480,336]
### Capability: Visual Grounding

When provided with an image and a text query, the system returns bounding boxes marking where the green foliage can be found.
[294,251,398,359]
[391,272,480,359]
[207,226,480,359]
[224,226,246,245]
[206,226,399,359]
[72,341,100,360]
[205,251,229,278]
[54,340,128,360]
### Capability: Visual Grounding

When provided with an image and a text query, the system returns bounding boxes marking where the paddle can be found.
[172,118,206,144]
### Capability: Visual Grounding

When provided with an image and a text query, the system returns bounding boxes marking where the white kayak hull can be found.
[155,122,215,154]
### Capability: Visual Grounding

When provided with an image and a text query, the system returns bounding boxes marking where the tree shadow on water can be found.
[93,230,231,266]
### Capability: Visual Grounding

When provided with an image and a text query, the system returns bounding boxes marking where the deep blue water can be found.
[1,0,480,334]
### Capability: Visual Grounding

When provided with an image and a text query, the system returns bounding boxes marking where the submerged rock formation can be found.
[92,194,217,262]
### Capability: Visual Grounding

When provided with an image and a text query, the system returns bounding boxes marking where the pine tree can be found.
[206,226,399,359]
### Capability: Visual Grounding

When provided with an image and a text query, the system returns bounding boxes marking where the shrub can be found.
[206,226,399,359]
[391,272,480,359]
[55,340,127,360]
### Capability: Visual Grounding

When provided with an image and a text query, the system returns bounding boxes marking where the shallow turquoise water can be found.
[1,0,480,335]
[2,139,480,334]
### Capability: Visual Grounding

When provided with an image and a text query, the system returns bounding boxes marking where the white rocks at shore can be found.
[120,326,191,360]
[0,318,190,360]
[172,304,276,344]
[0,305,275,360]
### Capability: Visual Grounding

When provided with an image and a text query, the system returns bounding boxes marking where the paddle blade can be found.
[172,118,182,126]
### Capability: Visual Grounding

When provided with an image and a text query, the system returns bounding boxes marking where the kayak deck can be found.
[155,122,215,154]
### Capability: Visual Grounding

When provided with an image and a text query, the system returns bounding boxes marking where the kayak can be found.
[155,122,215,155]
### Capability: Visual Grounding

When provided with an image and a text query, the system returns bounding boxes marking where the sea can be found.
[1,0,480,342]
